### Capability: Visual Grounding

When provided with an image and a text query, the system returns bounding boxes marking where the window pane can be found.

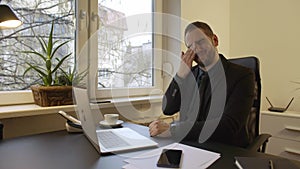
[0,0,75,91]
[98,0,153,89]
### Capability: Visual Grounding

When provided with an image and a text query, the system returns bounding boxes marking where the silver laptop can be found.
[73,87,158,153]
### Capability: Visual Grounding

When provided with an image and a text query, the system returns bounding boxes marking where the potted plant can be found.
[23,22,84,107]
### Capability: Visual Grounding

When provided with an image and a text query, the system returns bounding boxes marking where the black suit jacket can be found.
[163,54,255,147]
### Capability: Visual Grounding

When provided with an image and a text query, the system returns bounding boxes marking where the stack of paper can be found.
[123,143,220,169]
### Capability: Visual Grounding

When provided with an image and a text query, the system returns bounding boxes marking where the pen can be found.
[269,160,274,169]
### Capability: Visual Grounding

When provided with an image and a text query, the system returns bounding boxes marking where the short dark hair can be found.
[184,21,214,38]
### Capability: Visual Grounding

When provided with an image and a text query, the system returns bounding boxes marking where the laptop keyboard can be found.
[99,131,130,149]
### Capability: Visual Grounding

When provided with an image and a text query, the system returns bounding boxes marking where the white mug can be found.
[104,114,119,124]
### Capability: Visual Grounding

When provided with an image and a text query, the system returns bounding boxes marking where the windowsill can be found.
[0,95,163,119]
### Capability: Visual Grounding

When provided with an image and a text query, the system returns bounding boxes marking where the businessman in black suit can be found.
[149,21,255,148]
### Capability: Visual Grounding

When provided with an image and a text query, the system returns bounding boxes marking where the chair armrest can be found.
[246,133,272,152]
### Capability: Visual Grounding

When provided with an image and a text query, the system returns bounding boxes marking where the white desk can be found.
[260,110,300,161]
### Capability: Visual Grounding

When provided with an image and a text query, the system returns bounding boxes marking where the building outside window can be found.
[0,0,161,104]
[97,0,153,89]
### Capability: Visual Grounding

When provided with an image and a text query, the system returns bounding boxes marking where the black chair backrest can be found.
[0,121,3,140]
[229,56,261,143]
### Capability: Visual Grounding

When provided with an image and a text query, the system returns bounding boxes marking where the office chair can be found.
[0,121,3,140]
[229,56,271,152]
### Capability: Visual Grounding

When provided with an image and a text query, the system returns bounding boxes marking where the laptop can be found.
[73,87,158,153]
[266,97,294,112]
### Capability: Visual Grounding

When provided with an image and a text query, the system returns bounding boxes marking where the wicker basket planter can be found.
[30,85,73,107]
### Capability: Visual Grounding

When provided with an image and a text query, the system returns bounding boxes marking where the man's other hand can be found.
[148,120,170,137]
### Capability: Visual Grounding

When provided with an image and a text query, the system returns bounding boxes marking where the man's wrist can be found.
[157,123,172,137]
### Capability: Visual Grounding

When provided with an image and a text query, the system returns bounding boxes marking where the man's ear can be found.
[212,34,219,47]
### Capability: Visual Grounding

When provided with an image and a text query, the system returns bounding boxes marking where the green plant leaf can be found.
[42,75,50,86]
[46,73,52,85]
[47,22,54,59]
[52,53,72,73]
[73,69,88,86]
[46,58,51,71]
[22,51,47,61]
[23,66,33,77]
[25,62,48,78]
[50,40,71,60]
[37,36,47,54]
[59,68,73,85]
[52,40,59,46]
[23,22,73,86]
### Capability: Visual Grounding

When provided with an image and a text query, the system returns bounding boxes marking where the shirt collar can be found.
[198,54,226,78]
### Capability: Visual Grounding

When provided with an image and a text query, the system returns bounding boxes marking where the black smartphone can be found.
[156,149,183,168]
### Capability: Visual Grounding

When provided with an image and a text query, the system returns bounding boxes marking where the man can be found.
[149,21,255,147]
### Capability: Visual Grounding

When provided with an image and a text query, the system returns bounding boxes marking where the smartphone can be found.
[156,149,183,168]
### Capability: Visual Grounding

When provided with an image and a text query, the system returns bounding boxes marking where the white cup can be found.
[104,114,119,124]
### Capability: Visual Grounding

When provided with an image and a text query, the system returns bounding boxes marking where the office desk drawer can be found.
[261,114,300,141]
[267,137,300,161]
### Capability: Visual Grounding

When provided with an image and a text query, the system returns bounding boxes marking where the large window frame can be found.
[0,0,76,106]
[0,0,167,106]
[80,0,164,100]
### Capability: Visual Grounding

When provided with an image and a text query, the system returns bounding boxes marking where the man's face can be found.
[185,28,218,67]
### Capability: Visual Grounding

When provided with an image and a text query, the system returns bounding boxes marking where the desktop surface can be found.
[0,123,299,169]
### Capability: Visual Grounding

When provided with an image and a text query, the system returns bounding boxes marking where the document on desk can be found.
[234,156,300,169]
[123,143,221,169]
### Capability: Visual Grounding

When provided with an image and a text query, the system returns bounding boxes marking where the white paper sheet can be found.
[123,143,220,169]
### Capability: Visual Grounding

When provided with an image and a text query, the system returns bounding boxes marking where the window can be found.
[0,0,165,105]
[0,0,75,91]
[0,0,75,105]
[84,0,163,99]
[97,0,153,89]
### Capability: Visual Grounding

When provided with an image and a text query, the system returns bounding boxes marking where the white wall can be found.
[181,0,230,56]
[181,0,300,111]
[230,0,300,111]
